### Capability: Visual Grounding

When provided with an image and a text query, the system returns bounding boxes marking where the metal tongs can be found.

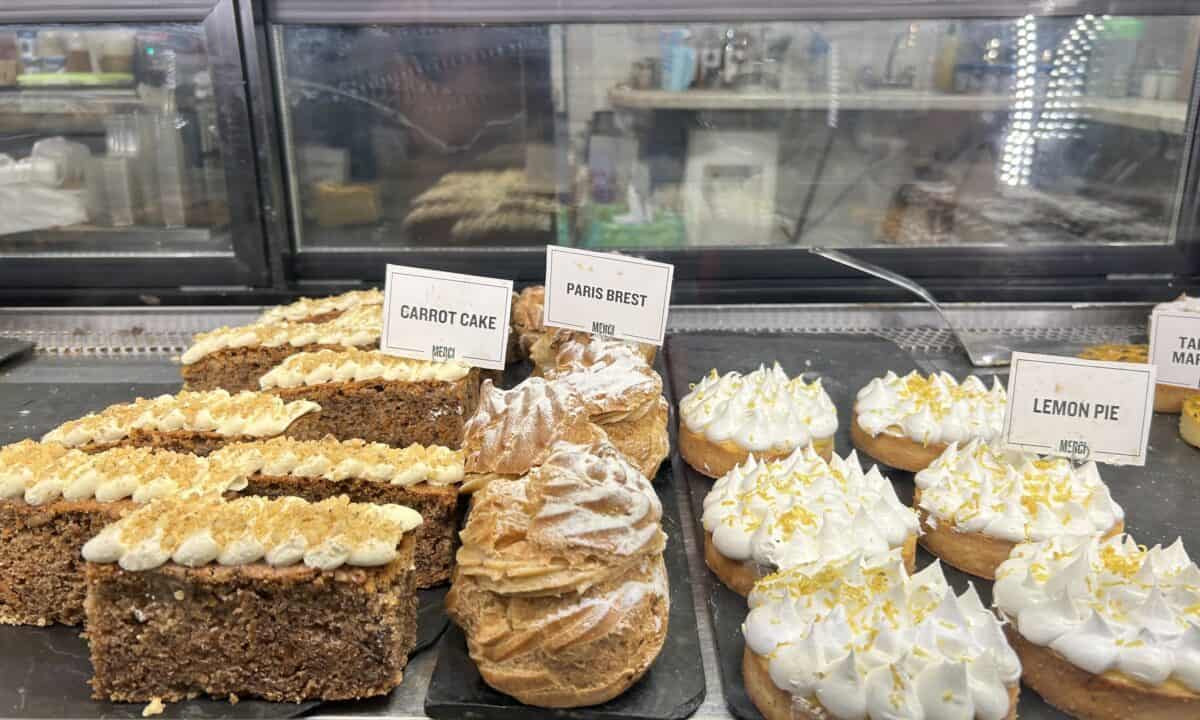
[810,248,1010,367]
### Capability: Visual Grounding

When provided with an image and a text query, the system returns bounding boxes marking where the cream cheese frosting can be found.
[0,441,247,506]
[210,437,464,487]
[82,495,422,571]
[259,348,469,390]
[994,534,1200,690]
[679,363,837,452]
[744,550,1021,720]
[258,289,383,324]
[181,303,381,365]
[702,446,918,569]
[42,389,320,447]
[855,371,1006,446]
[915,441,1123,543]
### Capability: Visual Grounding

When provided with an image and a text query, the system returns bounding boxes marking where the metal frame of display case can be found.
[254,0,1200,304]
[0,0,272,293]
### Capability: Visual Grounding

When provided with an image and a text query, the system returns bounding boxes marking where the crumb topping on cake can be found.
[258,289,383,324]
[0,441,247,506]
[702,446,917,569]
[916,440,1123,542]
[1078,343,1148,364]
[211,436,464,486]
[679,362,838,452]
[181,304,382,365]
[42,390,321,447]
[259,348,469,389]
[994,533,1200,690]
[855,371,1006,446]
[462,378,603,476]
[83,495,422,571]
[744,550,1020,720]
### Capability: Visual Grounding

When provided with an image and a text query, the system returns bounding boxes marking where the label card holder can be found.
[542,246,673,346]
[1002,351,1156,466]
[1150,308,1200,389]
[380,264,512,371]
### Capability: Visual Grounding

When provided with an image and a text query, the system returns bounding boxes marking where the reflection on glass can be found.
[0,24,231,256]
[277,16,1198,251]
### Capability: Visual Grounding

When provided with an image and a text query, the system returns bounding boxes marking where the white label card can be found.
[542,246,674,346]
[1002,351,1156,466]
[1149,308,1200,388]
[379,264,512,370]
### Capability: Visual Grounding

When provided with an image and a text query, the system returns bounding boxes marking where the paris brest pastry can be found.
[529,327,656,374]
[678,362,838,479]
[458,377,607,493]
[511,284,655,368]
[914,440,1124,579]
[1079,343,1199,414]
[742,550,1021,720]
[701,446,919,595]
[994,534,1200,720]
[446,439,668,708]
[542,337,669,479]
[852,371,1006,472]
[511,285,547,360]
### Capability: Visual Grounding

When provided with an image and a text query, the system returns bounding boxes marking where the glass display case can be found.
[265,0,1200,299]
[0,0,268,291]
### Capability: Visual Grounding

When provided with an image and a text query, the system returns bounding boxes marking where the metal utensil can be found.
[809,247,1010,366]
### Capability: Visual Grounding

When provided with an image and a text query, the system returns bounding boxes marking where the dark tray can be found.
[0,381,450,718]
[423,460,707,720]
[663,332,1200,720]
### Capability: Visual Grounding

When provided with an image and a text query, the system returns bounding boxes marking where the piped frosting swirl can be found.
[259,348,470,389]
[42,390,320,447]
[258,289,383,324]
[210,437,464,487]
[82,495,422,571]
[0,441,247,506]
[679,363,838,452]
[994,534,1200,690]
[915,440,1123,542]
[855,371,1006,446]
[702,446,918,570]
[181,303,381,365]
[744,551,1021,720]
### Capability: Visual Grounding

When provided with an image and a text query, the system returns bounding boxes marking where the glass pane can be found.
[0,24,232,257]
[276,15,1198,251]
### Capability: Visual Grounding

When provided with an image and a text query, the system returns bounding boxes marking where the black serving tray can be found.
[663,331,1200,720]
[423,458,707,720]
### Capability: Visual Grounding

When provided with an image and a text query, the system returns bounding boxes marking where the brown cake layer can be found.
[274,371,483,449]
[243,475,460,588]
[0,499,125,626]
[85,536,417,703]
[182,344,371,393]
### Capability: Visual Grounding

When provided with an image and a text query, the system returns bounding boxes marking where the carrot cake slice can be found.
[181,303,382,392]
[259,348,481,449]
[42,389,320,456]
[211,437,464,587]
[542,337,669,478]
[258,288,383,325]
[83,495,421,703]
[0,441,245,626]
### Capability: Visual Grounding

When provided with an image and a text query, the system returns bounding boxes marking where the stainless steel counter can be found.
[0,302,1154,720]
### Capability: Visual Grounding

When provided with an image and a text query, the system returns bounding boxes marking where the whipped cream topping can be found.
[42,389,321,447]
[745,551,1021,720]
[995,534,1200,690]
[258,289,383,324]
[181,304,381,365]
[1155,294,1200,314]
[210,437,464,486]
[259,348,469,389]
[855,371,1006,446]
[0,441,246,506]
[83,495,422,571]
[679,363,837,452]
[702,446,917,570]
[916,441,1123,542]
